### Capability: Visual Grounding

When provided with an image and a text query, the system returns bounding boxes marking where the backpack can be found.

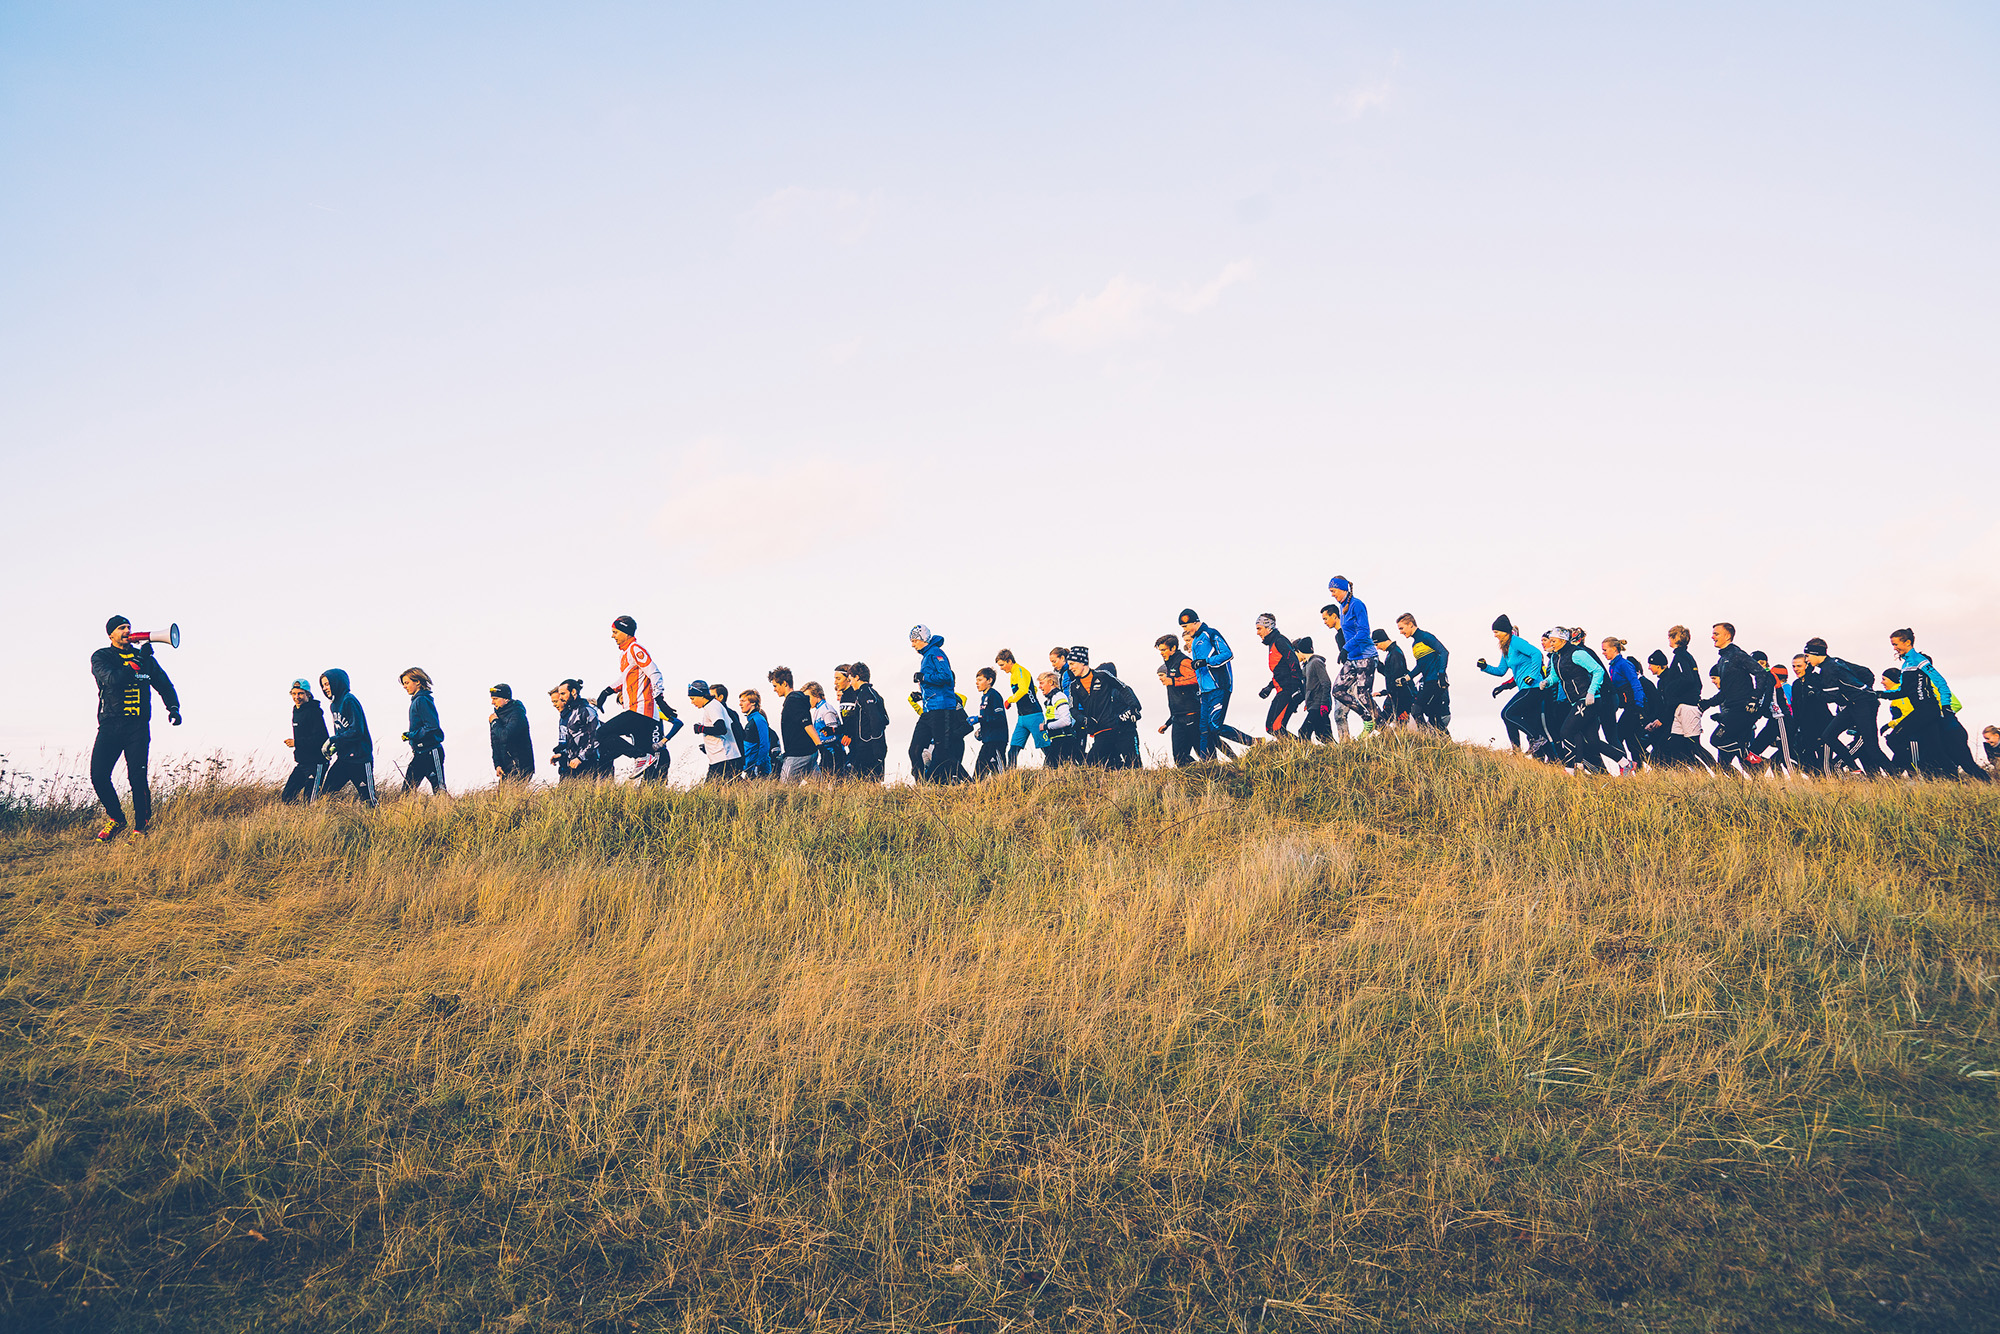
[1829,658,1872,693]
[1113,674,1143,722]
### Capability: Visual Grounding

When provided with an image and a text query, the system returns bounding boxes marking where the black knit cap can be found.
[1803,637,1828,656]
[106,614,130,634]
[612,614,637,636]
[489,683,513,699]
[1178,608,1200,625]
[1647,650,1668,666]
[1492,614,1513,634]
[1294,635,1314,653]
[1068,646,1090,667]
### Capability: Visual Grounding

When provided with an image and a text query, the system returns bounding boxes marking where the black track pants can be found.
[1264,689,1299,736]
[320,755,377,804]
[90,722,151,828]
[281,760,324,803]
[596,711,661,763]
[1819,700,1889,774]
[403,747,447,793]
[910,710,965,784]
[974,737,1005,778]
[1414,679,1451,729]
[1500,690,1547,750]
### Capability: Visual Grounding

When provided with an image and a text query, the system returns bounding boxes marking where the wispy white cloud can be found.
[744,186,882,244]
[653,444,894,568]
[1027,260,1256,352]
[1340,56,1400,120]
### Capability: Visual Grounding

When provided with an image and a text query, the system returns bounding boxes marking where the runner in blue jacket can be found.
[1325,577,1382,729]
[1178,608,1256,758]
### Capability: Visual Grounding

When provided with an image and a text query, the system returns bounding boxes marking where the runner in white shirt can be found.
[685,680,742,782]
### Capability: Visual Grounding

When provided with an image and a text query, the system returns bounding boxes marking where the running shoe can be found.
[92,819,126,843]
[628,755,656,780]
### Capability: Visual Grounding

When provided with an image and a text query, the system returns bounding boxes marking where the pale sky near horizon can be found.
[4,2,1997,788]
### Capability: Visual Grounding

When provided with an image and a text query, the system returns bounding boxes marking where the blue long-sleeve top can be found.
[1481,634,1544,689]
[1608,654,1647,707]
[405,689,444,750]
[917,635,958,712]
[1186,626,1234,693]
[1335,595,1377,661]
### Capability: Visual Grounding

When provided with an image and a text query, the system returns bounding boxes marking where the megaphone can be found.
[127,623,181,649]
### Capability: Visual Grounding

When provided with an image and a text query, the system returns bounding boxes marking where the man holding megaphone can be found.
[90,615,181,841]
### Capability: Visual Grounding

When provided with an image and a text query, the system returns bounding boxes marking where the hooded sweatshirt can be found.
[917,635,958,712]
[291,696,330,761]
[406,689,444,751]
[321,669,372,760]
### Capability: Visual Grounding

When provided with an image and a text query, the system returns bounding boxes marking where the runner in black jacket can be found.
[281,679,329,804]
[1802,638,1888,774]
[1255,614,1304,736]
[89,615,181,838]
[1701,624,1765,771]
[489,685,536,781]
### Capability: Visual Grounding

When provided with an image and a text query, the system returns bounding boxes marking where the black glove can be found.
[1258,684,1273,699]
[1476,658,1489,669]
[168,710,182,726]
[595,686,618,709]
[913,671,924,684]
[1492,684,1508,698]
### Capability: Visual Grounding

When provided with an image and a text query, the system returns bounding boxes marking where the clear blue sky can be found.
[4,2,1996,782]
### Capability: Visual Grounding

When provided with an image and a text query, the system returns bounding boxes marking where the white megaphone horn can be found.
[127,623,181,649]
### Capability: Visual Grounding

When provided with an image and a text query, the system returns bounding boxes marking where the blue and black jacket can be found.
[917,635,958,712]
[1406,629,1448,682]
[1186,626,1234,694]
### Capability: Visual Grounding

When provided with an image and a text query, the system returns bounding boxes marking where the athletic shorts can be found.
[1672,704,1704,737]
[1010,714,1048,749]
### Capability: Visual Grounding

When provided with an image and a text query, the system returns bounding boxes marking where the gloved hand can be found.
[1476,658,1489,669]
[1258,684,1273,699]
[168,710,182,726]
[595,686,618,709]
[913,671,924,684]
[401,732,411,741]
[1492,684,1508,698]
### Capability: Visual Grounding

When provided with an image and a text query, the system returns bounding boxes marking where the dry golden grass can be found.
[2,732,1997,1332]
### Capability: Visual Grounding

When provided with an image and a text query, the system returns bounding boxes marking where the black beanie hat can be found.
[612,614,638,636]
[1492,614,1513,634]
[1647,650,1668,667]
[489,683,513,699]
[106,614,130,635]
[1178,608,1200,625]
[1803,637,1828,656]
[1293,635,1314,653]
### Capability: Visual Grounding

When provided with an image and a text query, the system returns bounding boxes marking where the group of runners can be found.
[84,579,1999,836]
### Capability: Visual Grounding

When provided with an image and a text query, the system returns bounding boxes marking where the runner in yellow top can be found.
[995,649,1047,766]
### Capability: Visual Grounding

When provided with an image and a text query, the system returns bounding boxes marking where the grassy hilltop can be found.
[2,734,1998,1332]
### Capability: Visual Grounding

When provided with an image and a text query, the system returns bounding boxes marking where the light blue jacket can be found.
[1480,634,1544,689]
[1899,649,1952,707]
